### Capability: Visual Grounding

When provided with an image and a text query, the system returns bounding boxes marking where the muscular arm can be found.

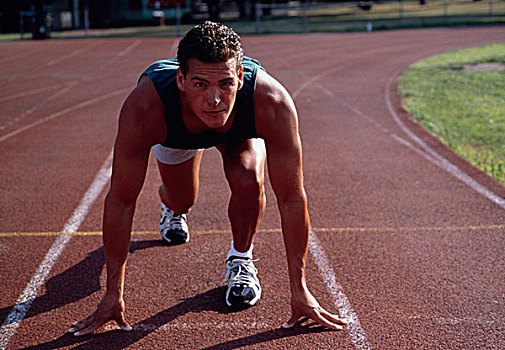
[70,76,166,336]
[255,71,309,290]
[255,70,346,330]
[103,77,166,297]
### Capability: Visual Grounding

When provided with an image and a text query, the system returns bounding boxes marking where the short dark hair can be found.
[177,21,243,76]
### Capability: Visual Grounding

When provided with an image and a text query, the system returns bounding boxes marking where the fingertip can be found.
[68,327,75,333]
[121,324,133,332]
[282,322,294,329]
[331,316,349,325]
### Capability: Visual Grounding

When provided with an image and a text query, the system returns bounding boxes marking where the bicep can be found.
[266,131,306,204]
[256,70,307,203]
[108,87,162,205]
[263,104,306,203]
[108,130,150,206]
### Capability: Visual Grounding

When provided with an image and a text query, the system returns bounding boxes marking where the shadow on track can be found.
[21,297,331,350]
[13,237,335,349]
[200,325,333,350]
[0,239,165,326]
[21,285,256,349]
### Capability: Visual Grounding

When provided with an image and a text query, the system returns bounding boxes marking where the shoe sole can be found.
[160,233,190,246]
[225,289,261,309]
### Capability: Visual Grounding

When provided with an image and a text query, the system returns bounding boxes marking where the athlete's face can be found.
[177,58,243,130]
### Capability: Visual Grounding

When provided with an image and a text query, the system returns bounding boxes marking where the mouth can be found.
[204,110,226,117]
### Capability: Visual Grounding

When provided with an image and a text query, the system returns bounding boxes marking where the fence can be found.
[250,0,505,34]
[7,0,505,39]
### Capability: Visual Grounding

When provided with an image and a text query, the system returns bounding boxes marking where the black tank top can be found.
[141,57,262,149]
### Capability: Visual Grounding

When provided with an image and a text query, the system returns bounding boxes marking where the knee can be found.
[229,168,265,201]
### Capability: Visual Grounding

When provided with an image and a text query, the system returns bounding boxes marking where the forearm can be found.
[278,196,311,294]
[102,192,135,297]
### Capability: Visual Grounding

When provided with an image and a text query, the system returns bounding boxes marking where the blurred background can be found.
[0,0,504,38]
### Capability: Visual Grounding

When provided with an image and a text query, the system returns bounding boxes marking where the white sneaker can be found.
[224,257,261,309]
[159,203,189,245]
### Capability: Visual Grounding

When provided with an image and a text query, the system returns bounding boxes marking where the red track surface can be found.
[1,27,505,349]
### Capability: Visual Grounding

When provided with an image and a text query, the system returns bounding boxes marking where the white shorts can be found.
[152,144,203,165]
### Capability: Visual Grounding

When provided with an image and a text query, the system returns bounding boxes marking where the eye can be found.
[194,82,206,88]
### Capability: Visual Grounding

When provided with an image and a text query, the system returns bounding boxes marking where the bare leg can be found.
[217,139,266,253]
[157,150,204,215]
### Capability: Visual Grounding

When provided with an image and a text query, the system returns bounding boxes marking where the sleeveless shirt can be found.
[141,56,262,149]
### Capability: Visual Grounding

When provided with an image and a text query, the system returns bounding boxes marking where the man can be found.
[69,21,346,336]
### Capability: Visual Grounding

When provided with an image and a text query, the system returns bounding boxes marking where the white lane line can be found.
[315,81,505,211]
[0,40,141,348]
[0,236,72,349]
[117,39,141,58]
[0,152,113,349]
[385,73,505,210]
[0,82,73,104]
[294,72,371,349]
[0,83,77,131]
[61,151,113,233]
[46,41,101,67]
[0,89,128,143]
[0,39,141,142]
[309,231,372,350]
[389,134,438,164]
[80,40,143,83]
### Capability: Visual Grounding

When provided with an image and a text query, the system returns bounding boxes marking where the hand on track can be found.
[282,288,347,330]
[68,293,132,336]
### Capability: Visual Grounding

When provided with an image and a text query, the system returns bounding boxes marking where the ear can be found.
[176,68,186,92]
[237,66,244,90]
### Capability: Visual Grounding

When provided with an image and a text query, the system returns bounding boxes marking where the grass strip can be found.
[399,43,505,185]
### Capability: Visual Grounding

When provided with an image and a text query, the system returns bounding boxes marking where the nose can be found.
[207,88,220,106]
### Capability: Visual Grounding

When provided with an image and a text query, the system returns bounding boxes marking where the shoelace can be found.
[161,207,187,231]
[225,259,259,285]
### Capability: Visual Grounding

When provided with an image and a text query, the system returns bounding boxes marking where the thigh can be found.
[217,138,266,188]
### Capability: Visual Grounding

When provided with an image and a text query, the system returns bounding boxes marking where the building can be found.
[0,0,191,34]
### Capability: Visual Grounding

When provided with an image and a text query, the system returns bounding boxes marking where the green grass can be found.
[399,43,505,185]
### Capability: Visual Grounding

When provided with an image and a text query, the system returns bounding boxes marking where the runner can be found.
[69,21,347,336]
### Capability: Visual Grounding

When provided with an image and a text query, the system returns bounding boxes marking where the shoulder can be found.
[125,75,162,113]
[119,75,167,146]
[143,58,180,76]
[242,56,262,74]
[254,69,298,139]
[140,58,179,97]
[255,69,296,116]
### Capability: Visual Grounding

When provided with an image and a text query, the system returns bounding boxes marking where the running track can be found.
[1,26,505,349]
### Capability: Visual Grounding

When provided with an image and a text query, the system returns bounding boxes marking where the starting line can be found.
[104,321,271,332]
[1,224,504,238]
